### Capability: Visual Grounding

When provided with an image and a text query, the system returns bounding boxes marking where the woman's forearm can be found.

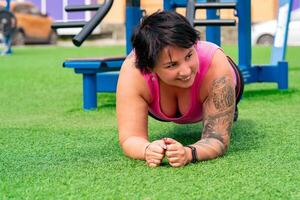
[193,138,228,161]
[121,136,150,160]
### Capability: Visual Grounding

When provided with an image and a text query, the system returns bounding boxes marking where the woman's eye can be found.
[167,63,176,68]
[186,54,192,60]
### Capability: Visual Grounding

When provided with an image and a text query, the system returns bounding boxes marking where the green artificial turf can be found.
[0,45,299,199]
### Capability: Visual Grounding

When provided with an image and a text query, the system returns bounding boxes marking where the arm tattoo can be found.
[196,138,226,155]
[211,77,235,111]
[195,76,235,160]
[202,110,233,140]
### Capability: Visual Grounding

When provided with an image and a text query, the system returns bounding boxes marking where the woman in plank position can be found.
[117,11,243,167]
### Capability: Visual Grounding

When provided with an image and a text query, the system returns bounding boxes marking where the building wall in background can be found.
[101,0,125,24]
[251,0,278,23]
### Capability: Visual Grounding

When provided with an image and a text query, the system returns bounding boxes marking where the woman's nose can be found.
[178,63,191,77]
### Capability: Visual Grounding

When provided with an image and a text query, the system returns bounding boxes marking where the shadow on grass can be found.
[97,93,116,109]
[153,118,264,168]
[229,119,264,153]
[65,104,115,113]
[289,67,300,72]
[66,108,84,113]
[243,88,297,99]
[98,103,116,109]
[163,118,263,154]
[65,93,116,113]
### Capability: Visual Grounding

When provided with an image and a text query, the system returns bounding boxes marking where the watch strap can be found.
[186,145,198,163]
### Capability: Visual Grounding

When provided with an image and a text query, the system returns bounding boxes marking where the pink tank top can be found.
[143,41,227,124]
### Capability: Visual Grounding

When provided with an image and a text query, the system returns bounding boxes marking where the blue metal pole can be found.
[125,2,142,55]
[83,74,97,110]
[6,0,10,10]
[206,8,221,46]
[277,61,288,89]
[237,0,251,70]
[164,0,173,10]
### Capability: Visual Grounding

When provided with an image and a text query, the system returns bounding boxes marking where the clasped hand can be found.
[145,138,189,168]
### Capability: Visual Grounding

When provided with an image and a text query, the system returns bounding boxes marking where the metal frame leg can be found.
[277,61,288,90]
[83,74,97,110]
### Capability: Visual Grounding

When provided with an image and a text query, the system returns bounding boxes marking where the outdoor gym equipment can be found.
[52,0,123,110]
[56,0,292,110]
[0,0,16,55]
[171,0,292,90]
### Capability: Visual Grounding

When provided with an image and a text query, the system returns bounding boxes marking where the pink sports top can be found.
[143,41,235,124]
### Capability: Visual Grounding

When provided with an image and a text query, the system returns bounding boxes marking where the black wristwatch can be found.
[186,145,198,163]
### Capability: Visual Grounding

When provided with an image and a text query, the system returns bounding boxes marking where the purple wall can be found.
[47,0,63,20]
[27,0,63,20]
[292,0,300,10]
[25,0,99,21]
[67,0,98,20]
[67,0,85,20]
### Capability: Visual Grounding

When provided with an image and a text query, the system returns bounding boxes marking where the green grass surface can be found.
[0,45,299,199]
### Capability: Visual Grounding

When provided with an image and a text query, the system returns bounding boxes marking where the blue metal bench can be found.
[63,57,124,110]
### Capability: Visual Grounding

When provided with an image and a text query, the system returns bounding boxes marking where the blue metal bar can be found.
[83,74,97,110]
[243,62,288,89]
[206,9,221,46]
[64,61,101,69]
[164,0,189,9]
[125,6,142,55]
[237,0,251,70]
[6,0,10,10]
[277,61,288,89]
[96,72,120,92]
[163,0,174,10]
[64,60,123,70]
[105,60,124,67]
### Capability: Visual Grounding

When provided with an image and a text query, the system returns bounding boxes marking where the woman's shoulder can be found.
[206,49,235,86]
[120,51,141,76]
[210,49,232,72]
[196,41,221,67]
[117,51,151,102]
[196,41,220,51]
[200,49,234,96]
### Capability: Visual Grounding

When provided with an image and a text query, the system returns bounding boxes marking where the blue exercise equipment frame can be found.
[61,0,293,110]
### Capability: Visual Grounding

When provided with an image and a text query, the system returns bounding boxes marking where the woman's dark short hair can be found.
[131,11,200,73]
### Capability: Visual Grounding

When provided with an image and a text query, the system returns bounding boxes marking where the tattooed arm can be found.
[193,75,236,161]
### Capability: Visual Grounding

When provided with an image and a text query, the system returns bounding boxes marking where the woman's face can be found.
[153,45,199,89]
